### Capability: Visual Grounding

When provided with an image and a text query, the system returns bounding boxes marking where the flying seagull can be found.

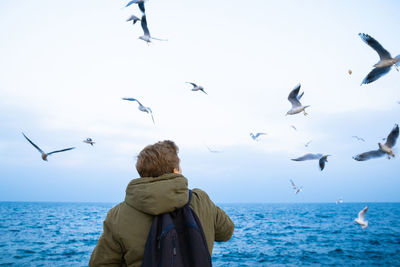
[290,125,297,131]
[291,153,331,171]
[22,133,75,161]
[359,33,400,85]
[336,197,343,205]
[286,83,310,116]
[353,124,399,161]
[352,136,365,142]
[139,15,167,43]
[126,15,141,24]
[125,0,146,14]
[122,97,155,124]
[250,132,267,141]
[83,138,95,146]
[290,179,302,194]
[205,145,221,153]
[355,206,369,229]
[186,82,207,95]
[304,140,312,147]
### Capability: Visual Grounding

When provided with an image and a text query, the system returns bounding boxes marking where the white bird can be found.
[205,145,221,153]
[336,197,343,205]
[122,98,155,124]
[304,140,312,147]
[290,179,302,194]
[355,206,369,229]
[186,82,207,95]
[286,83,310,116]
[125,0,146,14]
[22,133,75,161]
[352,136,365,142]
[359,33,400,85]
[250,132,267,141]
[126,14,141,24]
[291,153,331,171]
[83,138,95,146]
[139,15,167,43]
[353,124,399,161]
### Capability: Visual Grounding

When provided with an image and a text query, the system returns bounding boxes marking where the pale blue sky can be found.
[0,0,399,203]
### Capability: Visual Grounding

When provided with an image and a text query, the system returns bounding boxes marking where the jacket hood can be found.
[125,173,189,215]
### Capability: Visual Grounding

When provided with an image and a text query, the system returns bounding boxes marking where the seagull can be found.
[352,136,365,142]
[290,179,302,194]
[290,125,297,131]
[359,33,400,85]
[83,138,95,146]
[122,98,155,124]
[353,124,399,161]
[205,145,221,153]
[125,0,146,14]
[139,15,167,43]
[126,15,141,24]
[22,133,75,161]
[286,83,310,116]
[336,197,343,205]
[250,133,267,141]
[355,206,369,229]
[291,153,331,171]
[186,82,207,95]
[304,140,312,147]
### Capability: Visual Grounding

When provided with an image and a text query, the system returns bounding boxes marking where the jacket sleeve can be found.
[89,210,124,267]
[214,204,235,242]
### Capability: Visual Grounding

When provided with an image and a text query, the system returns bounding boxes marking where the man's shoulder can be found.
[190,188,215,213]
[192,188,212,202]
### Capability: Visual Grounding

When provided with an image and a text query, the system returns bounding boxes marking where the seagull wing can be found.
[141,15,150,36]
[288,84,302,108]
[47,147,75,156]
[138,2,145,13]
[147,107,155,124]
[319,157,326,171]
[22,133,45,155]
[125,0,139,7]
[385,124,399,148]
[361,66,392,85]
[186,82,197,88]
[353,149,385,161]
[290,179,296,189]
[359,33,392,60]
[358,206,368,220]
[122,97,144,107]
[255,133,267,138]
[150,36,168,41]
[291,153,323,161]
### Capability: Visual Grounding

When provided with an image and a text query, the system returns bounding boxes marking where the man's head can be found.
[136,140,181,177]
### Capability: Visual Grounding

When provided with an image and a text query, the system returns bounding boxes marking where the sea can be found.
[0,202,399,266]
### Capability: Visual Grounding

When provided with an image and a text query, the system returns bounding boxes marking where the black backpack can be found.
[142,190,212,267]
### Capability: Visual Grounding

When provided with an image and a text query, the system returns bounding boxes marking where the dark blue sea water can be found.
[0,202,399,266]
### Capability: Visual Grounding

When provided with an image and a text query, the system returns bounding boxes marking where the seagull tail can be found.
[395,55,400,64]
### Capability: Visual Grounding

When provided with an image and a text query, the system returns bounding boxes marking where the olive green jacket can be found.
[89,173,234,267]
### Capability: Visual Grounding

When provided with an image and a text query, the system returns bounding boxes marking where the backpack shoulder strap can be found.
[186,189,192,206]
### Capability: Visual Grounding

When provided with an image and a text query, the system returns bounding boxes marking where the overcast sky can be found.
[0,0,399,203]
